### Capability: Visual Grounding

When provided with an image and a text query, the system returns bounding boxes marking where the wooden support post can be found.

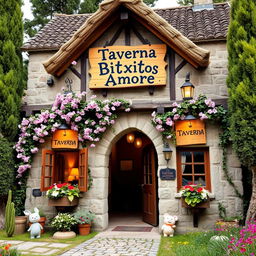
[168,48,176,100]
[81,51,87,98]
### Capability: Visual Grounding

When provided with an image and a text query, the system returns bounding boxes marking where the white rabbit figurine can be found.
[24,207,43,239]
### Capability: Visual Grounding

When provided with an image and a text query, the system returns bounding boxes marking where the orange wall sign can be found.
[52,130,78,149]
[89,44,167,89]
[175,120,206,146]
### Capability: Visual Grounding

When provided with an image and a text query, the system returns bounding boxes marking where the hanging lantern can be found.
[134,138,142,148]
[126,133,135,143]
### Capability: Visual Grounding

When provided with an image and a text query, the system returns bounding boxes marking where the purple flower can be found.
[166,118,173,126]
[173,114,180,120]
[199,112,208,120]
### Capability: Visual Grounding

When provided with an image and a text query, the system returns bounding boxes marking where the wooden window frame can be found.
[176,147,211,192]
[41,148,88,192]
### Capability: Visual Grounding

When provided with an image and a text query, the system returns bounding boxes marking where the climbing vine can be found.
[15,92,130,179]
[151,95,243,199]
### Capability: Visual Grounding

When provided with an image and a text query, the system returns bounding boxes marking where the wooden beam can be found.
[169,47,176,101]
[81,51,87,95]
[104,24,124,47]
[175,60,187,74]
[69,66,81,79]
[125,24,131,46]
[131,24,150,45]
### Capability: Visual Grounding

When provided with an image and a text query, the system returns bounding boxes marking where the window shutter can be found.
[78,148,88,192]
[41,149,55,191]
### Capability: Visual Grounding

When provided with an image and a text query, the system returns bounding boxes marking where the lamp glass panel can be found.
[134,138,142,148]
[164,151,172,161]
[126,133,135,143]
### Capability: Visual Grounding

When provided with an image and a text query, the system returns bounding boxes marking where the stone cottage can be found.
[21,0,243,233]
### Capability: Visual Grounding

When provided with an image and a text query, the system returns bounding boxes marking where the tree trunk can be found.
[246,166,256,223]
[0,197,6,229]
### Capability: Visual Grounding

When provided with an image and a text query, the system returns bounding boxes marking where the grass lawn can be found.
[0,230,97,256]
[157,231,216,256]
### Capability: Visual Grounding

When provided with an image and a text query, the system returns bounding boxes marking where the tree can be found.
[227,0,256,222]
[25,0,157,37]
[25,0,81,37]
[0,0,25,141]
[177,0,228,5]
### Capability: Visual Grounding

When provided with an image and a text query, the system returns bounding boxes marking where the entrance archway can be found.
[108,130,158,226]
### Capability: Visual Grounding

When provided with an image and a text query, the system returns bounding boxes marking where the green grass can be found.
[157,231,217,256]
[0,230,97,256]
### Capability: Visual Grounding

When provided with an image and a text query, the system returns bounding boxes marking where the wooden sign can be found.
[89,44,167,89]
[52,130,78,149]
[175,119,206,146]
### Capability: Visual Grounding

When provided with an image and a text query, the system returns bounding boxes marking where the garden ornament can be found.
[24,207,42,239]
[161,213,178,237]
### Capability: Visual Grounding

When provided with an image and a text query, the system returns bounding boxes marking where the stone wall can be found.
[24,22,228,107]
[25,112,243,232]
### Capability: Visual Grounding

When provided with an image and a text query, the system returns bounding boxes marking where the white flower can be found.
[52,191,59,197]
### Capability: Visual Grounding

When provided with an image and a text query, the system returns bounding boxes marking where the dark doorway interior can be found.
[108,131,158,225]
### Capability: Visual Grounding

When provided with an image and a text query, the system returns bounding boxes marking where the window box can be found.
[181,197,210,208]
[48,196,79,207]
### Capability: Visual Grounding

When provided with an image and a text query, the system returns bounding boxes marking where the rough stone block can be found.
[227,154,241,168]
[158,188,172,199]
[159,199,179,214]
[91,167,108,178]
[210,148,221,164]
[93,213,108,231]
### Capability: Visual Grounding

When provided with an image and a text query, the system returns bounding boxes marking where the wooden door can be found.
[142,145,157,226]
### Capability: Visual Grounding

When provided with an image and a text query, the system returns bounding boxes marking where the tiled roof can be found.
[22,2,230,51]
[42,0,211,76]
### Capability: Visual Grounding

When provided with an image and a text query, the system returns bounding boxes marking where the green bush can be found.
[0,137,14,196]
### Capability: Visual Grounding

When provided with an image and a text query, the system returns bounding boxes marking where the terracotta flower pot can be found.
[78,224,91,235]
[48,197,79,207]
[53,231,76,239]
[15,216,28,235]
[29,217,46,234]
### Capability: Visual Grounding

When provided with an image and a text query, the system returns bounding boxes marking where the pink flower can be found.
[90,144,95,148]
[71,60,77,65]
[125,108,131,112]
[31,148,39,154]
[173,114,180,120]
[166,118,173,126]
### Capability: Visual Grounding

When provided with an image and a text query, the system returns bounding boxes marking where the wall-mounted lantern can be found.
[180,72,195,100]
[126,133,135,143]
[163,142,173,165]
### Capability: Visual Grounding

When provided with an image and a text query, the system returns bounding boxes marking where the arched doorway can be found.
[108,131,158,226]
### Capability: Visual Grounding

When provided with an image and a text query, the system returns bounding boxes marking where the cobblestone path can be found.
[60,237,160,256]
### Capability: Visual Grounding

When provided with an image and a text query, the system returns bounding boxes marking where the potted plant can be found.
[73,210,95,235]
[180,184,210,208]
[50,213,77,239]
[46,183,80,207]
[28,209,47,234]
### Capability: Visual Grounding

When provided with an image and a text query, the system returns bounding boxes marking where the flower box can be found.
[181,197,210,208]
[48,197,78,207]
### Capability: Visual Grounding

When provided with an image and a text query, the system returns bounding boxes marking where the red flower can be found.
[57,184,63,188]
[189,187,194,192]
[184,185,190,189]
[49,185,54,189]
[62,183,68,186]
[240,248,246,253]
[68,185,74,190]
[197,187,203,192]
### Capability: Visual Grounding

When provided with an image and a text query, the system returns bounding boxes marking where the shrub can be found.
[73,210,95,225]
[50,213,77,231]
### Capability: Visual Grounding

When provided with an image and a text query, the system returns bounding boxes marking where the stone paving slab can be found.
[60,237,160,256]
[0,240,72,255]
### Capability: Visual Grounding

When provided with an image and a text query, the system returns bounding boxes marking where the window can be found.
[177,148,211,191]
[41,148,88,192]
